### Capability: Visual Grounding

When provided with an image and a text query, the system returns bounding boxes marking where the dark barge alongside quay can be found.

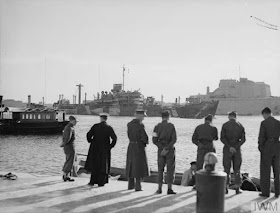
[0,96,68,134]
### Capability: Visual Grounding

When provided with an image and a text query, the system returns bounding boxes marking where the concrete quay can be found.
[0,172,279,213]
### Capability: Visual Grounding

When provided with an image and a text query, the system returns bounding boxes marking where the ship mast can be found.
[122,64,129,91]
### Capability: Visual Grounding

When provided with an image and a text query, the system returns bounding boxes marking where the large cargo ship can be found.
[188,78,280,116]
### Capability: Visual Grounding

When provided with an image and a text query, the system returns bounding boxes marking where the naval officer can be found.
[153,110,177,194]
[125,109,150,191]
[258,107,280,198]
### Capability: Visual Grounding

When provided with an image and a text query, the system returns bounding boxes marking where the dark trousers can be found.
[62,144,75,174]
[260,141,280,196]
[223,149,242,186]
[158,147,175,184]
[196,146,216,171]
[128,178,141,190]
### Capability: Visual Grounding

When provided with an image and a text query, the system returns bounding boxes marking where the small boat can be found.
[76,157,273,192]
[0,104,69,134]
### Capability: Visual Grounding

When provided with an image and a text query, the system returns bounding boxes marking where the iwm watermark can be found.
[251,201,279,213]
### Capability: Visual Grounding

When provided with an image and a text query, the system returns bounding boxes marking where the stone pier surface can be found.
[0,172,279,213]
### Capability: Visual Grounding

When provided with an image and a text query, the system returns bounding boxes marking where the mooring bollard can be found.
[196,152,227,213]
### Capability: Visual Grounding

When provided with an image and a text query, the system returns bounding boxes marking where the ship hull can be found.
[175,101,219,119]
[0,120,69,135]
[215,98,280,116]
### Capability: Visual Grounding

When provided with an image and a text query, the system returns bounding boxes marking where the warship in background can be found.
[188,78,280,116]
[54,82,218,119]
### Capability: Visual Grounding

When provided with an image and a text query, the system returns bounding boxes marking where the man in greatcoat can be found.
[221,111,246,194]
[85,113,117,186]
[258,107,280,198]
[192,114,218,171]
[153,110,177,194]
[126,109,150,191]
[61,115,77,182]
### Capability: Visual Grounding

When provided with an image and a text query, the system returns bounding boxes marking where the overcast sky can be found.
[0,0,279,104]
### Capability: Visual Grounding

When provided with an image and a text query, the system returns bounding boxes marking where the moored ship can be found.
[0,96,68,134]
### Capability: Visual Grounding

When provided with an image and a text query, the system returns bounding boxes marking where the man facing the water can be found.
[258,107,280,198]
[221,111,246,194]
[153,110,177,194]
[192,114,218,171]
[61,115,77,182]
[126,109,150,191]
[85,113,117,187]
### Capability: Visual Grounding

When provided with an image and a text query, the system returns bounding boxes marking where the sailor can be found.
[181,161,197,186]
[221,111,246,194]
[153,110,177,194]
[61,115,77,182]
[85,113,117,187]
[258,107,280,198]
[126,109,150,191]
[192,114,218,171]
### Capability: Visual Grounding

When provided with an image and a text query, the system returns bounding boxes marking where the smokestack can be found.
[85,93,87,104]
[43,97,44,106]
[28,95,31,107]
[161,95,163,108]
[207,86,210,94]
[0,95,2,105]
[178,96,180,105]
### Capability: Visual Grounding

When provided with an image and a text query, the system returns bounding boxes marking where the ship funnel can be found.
[207,86,210,94]
[0,95,3,107]
[28,95,31,107]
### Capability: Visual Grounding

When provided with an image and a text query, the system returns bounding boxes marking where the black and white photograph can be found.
[0,0,280,212]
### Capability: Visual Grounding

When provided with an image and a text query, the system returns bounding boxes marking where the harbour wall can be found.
[215,97,280,115]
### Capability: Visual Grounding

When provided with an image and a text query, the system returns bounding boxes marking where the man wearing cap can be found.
[181,161,197,186]
[192,114,218,171]
[258,107,280,198]
[126,109,149,191]
[61,115,77,182]
[153,110,177,194]
[85,113,117,187]
[221,111,246,194]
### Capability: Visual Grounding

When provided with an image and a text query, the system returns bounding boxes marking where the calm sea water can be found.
[1,115,279,178]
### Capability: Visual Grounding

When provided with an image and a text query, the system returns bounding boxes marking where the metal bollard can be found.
[196,170,227,213]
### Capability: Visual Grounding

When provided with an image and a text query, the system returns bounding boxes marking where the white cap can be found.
[99,112,109,117]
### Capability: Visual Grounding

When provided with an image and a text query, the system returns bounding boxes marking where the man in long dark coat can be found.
[126,109,150,191]
[258,107,280,198]
[85,113,117,186]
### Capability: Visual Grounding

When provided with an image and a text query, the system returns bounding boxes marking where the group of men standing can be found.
[61,107,280,198]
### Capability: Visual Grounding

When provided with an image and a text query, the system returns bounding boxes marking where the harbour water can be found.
[1,115,279,178]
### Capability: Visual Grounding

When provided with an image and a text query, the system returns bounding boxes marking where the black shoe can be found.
[167,189,176,195]
[98,184,104,187]
[236,188,243,194]
[259,193,269,198]
[135,188,142,191]
[225,188,228,194]
[63,176,74,182]
[156,188,162,194]
[88,182,94,186]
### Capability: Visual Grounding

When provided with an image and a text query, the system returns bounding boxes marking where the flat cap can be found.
[161,110,170,117]
[228,111,237,117]
[205,114,213,122]
[69,115,77,121]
